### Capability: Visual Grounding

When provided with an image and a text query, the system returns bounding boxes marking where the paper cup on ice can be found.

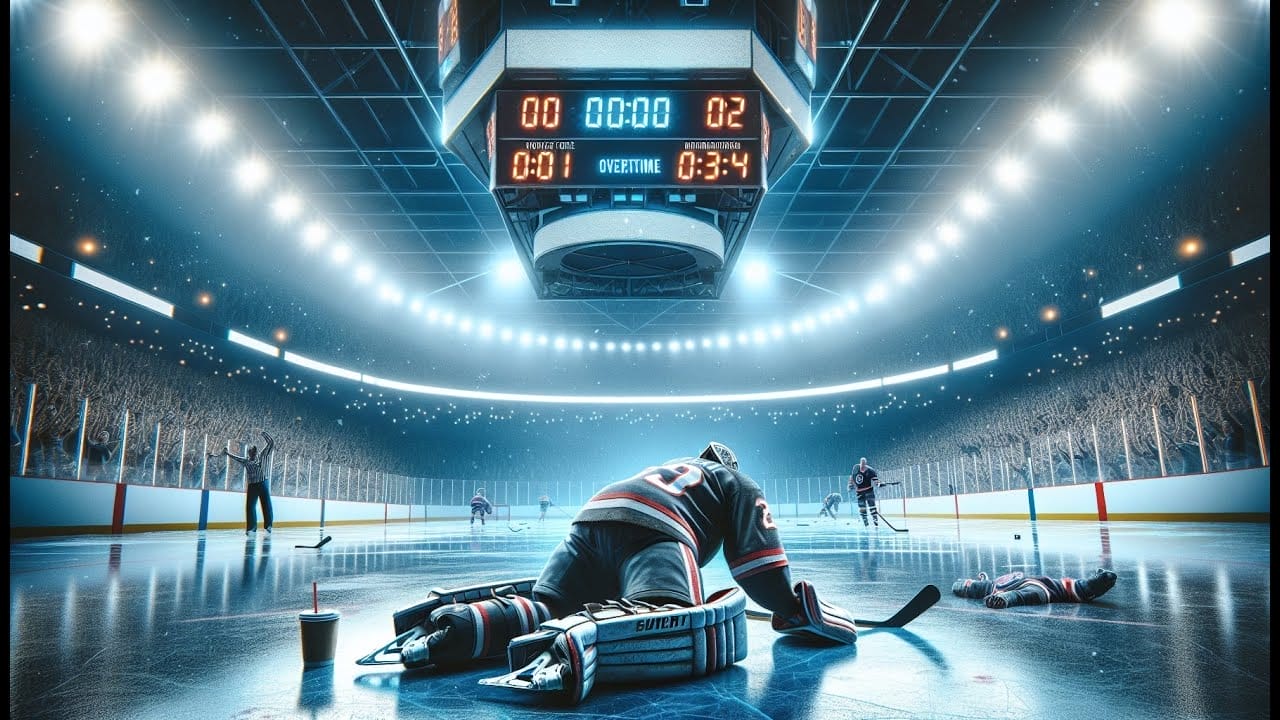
[299,610,340,668]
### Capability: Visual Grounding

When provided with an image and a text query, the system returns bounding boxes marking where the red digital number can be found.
[510,150,572,182]
[731,151,750,178]
[702,151,721,181]
[705,95,746,130]
[677,151,697,182]
[519,95,562,130]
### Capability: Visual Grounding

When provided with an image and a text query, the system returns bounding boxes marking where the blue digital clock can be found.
[494,90,761,139]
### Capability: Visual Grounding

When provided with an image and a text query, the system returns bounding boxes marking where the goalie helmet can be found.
[699,441,738,471]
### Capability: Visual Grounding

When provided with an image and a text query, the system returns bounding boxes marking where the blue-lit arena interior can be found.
[8,1,1270,719]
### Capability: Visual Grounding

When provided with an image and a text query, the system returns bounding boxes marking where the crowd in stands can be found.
[11,286,1269,500]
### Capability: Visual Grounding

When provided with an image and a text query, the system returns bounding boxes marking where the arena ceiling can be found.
[8,0,1271,389]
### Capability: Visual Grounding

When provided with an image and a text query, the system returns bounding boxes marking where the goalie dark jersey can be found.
[574,457,788,587]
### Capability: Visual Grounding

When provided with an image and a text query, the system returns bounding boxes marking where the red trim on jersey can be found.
[730,547,786,568]
[474,601,493,657]
[735,559,789,580]
[681,543,703,604]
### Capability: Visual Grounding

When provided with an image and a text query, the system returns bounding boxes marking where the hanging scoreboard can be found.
[493,90,764,188]
[438,1,817,299]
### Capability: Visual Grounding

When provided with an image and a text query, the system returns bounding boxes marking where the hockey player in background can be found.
[470,488,493,527]
[848,457,882,528]
[818,491,842,520]
[952,569,1118,608]
[362,441,859,704]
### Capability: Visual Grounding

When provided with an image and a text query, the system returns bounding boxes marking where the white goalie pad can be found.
[392,577,538,635]
[480,587,746,704]
[357,577,540,667]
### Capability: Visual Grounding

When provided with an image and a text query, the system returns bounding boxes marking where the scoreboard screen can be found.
[493,90,764,188]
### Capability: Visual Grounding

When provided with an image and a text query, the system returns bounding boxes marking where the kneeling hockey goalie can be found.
[360,442,858,704]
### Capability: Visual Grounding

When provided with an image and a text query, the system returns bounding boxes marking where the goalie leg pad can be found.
[392,577,539,635]
[482,588,747,704]
[402,594,552,668]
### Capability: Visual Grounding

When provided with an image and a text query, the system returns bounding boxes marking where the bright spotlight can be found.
[717,335,731,349]
[751,329,767,344]
[378,283,403,305]
[1147,0,1209,50]
[742,259,771,285]
[789,319,804,334]
[553,337,567,351]
[408,299,423,313]
[619,342,632,353]
[193,112,230,148]
[892,263,914,283]
[915,243,938,263]
[736,332,750,345]
[606,341,617,352]
[1033,108,1072,145]
[479,323,495,339]
[844,298,860,313]
[959,192,990,219]
[301,222,329,249]
[993,156,1029,190]
[330,243,352,264]
[1083,54,1135,103]
[770,324,784,339]
[234,157,269,192]
[684,339,695,350]
[61,1,123,59]
[500,328,514,343]
[519,332,533,347]
[650,342,661,352]
[353,264,375,285]
[271,193,302,222]
[131,57,182,107]
[668,340,681,353]
[701,338,713,349]
[866,281,888,303]
[937,222,962,246]
[496,259,524,285]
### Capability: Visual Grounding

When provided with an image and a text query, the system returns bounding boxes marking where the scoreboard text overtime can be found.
[493,90,765,188]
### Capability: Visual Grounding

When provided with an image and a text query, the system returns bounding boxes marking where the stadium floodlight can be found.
[271,193,302,222]
[742,259,771,285]
[606,341,618,352]
[589,340,599,351]
[301,222,329,249]
[667,340,681,353]
[701,337,713,349]
[717,335,731,349]
[478,323,495,339]
[500,328,514,343]
[131,57,182,107]
[62,1,123,59]
[619,341,632,353]
[1083,54,1135,103]
[519,332,533,347]
[736,331,750,345]
[353,264,375,285]
[408,299,423,314]
[952,349,998,371]
[937,222,962,246]
[752,329,767,344]
[844,297,860,313]
[1230,235,1269,267]
[650,342,661,352]
[193,112,231,148]
[553,337,567,350]
[866,281,888,304]
[1147,0,1209,51]
[993,156,1029,191]
[959,192,990,219]
[770,324,784,339]
[234,157,270,192]
[1033,107,1072,145]
[330,243,352,264]
[496,259,524,285]
[892,263,914,283]
[684,339,695,351]
[915,242,938,263]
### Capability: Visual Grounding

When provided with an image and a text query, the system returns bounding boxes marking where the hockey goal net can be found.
[491,504,511,523]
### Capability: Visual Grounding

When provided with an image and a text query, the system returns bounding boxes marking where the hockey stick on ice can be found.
[878,515,909,532]
[745,584,941,629]
[295,535,332,549]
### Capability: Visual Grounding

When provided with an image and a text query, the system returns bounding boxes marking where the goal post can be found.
[491,503,512,524]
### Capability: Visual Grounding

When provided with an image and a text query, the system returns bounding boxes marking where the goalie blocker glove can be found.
[770,580,857,644]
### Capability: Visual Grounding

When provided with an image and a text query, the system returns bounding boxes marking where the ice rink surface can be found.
[10,515,1270,719]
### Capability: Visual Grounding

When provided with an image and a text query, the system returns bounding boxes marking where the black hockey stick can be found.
[878,515,908,532]
[295,535,332,549]
[746,584,941,629]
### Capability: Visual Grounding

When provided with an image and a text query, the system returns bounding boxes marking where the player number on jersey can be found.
[642,464,705,496]
[755,498,777,530]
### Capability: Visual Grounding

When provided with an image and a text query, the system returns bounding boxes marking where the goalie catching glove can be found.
[770,580,858,644]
